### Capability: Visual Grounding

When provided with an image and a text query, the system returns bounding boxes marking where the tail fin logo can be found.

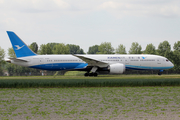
[15,45,25,50]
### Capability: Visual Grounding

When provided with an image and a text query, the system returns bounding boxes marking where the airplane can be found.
[6,31,174,76]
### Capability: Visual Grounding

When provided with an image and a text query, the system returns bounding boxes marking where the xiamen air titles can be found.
[6,31,174,77]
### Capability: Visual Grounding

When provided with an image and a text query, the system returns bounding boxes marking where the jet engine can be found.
[108,63,125,74]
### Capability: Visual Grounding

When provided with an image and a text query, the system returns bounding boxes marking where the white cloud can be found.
[98,0,180,18]
[0,0,4,4]
[158,5,179,17]
[0,0,70,13]
[1,0,180,55]
[29,0,70,11]
[54,0,70,9]
[1,0,179,18]
[99,1,120,9]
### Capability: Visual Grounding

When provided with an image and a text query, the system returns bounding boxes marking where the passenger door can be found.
[39,58,44,65]
[125,59,129,65]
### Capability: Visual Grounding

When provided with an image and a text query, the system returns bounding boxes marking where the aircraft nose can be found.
[171,62,174,68]
[169,61,174,68]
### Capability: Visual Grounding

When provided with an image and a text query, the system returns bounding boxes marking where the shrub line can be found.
[0,78,180,88]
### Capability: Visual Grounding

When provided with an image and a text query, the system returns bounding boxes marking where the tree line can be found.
[0,40,180,76]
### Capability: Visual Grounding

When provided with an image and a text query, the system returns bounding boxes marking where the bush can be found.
[0,78,180,88]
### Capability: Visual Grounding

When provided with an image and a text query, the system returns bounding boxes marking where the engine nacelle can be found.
[109,63,125,74]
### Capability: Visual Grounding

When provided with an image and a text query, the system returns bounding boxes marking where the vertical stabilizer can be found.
[7,31,36,58]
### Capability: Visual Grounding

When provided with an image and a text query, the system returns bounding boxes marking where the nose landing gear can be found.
[158,72,162,75]
[158,70,163,75]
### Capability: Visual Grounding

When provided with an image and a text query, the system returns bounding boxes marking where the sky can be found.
[1,0,180,56]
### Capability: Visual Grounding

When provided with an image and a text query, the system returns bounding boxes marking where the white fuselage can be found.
[10,54,174,71]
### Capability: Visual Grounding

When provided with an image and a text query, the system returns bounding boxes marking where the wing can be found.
[72,54,108,67]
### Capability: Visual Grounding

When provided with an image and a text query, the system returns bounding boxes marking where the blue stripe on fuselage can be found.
[125,65,173,70]
[29,63,173,71]
[30,63,88,71]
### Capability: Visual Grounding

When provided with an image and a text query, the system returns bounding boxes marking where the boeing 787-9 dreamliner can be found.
[6,31,174,76]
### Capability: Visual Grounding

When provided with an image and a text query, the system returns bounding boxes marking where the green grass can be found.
[1,74,180,79]
[64,71,86,76]
[0,75,180,88]
[0,87,180,119]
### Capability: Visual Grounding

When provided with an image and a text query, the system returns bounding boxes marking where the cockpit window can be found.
[166,59,169,62]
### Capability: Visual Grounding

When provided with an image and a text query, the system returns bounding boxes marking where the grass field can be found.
[0,75,180,88]
[1,74,180,79]
[0,75,180,119]
[0,87,180,120]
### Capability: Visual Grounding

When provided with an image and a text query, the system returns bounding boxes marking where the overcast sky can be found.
[1,0,180,56]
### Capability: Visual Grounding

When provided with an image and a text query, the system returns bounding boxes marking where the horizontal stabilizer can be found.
[8,58,28,62]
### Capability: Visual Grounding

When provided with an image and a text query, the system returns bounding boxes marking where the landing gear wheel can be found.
[89,73,94,76]
[84,73,89,77]
[84,72,98,77]
[93,73,98,77]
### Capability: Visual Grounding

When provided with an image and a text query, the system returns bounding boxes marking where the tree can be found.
[115,44,126,54]
[157,41,174,72]
[6,63,35,76]
[47,43,59,49]
[53,43,70,54]
[6,63,15,76]
[8,48,16,58]
[0,47,5,75]
[172,41,180,72]
[144,43,156,54]
[98,42,114,54]
[29,42,38,53]
[157,40,171,56]
[88,45,99,54]
[0,47,5,60]
[76,49,84,54]
[173,41,180,51]
[6,48,21,75]
[128,42,142,54]
[67,44,84,54]
[38,44,53,55]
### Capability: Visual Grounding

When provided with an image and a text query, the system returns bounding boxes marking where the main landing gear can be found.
[85,66,98,77]
[84,72,98,77]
